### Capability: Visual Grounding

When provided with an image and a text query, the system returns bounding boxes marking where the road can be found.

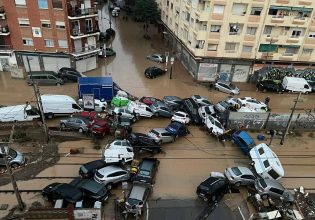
[0,4,315,219]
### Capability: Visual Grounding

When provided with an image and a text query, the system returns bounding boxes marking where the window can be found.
[22,38,33,46]
[52,0,62,9]
[258,147,264,155]
[213,5,224,14]
[196,40,205,49]
[246,27,257,35]
[210,25,221,32]
[171,3,173,10]
[207,44,218,51]
[56,21,66,29]
[41,20,51,28]
[44,39,54,47]
[284,47,299,55]
[269,187,283,195]
[250,7,262,16]
[291,30,302,38]
[15,0,26,6]
[18,19,30,27]
[302,48,313,56]
[232,3,247,16]
[242,46,252,53]
[72,104,81,110]
[185,12,190,22]
[263,160,270,168]
[229,24,241,35]
[225,43,237,51]
[263,26,272,35]
[309,32,315,38]
[38,0,48,9]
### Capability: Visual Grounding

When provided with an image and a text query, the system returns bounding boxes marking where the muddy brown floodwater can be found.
[1,5,315,219]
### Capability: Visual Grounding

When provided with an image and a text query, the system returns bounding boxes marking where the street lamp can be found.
[169,56,174,79]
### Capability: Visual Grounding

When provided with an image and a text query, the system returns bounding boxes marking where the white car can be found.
[191,95,212,106]
[198,105,216,121]
[225,97,242,108]
[78,98,107,112]
[237,106,258,113]
[171,111,190,124]
[103,140,134,164]
[108,107,136,121]
[238,97,268,112]
[204,115,224,136]
[112,9,119,17]
[127,101,154,118]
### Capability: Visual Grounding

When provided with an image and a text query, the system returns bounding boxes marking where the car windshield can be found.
[231,167,242,176]
[203,100,211,105]
[229,84,236,89]
[150,130,159,136]
[127,198,141,206]
[214,121,223,129]
[8,149,17,158]
[219,101,229,108]
[80,166,88,174]
[139,170,150,176]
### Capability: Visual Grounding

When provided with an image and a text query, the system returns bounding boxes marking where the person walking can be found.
[265,96,270,110]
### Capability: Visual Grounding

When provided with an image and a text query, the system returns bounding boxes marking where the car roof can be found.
[164,96,182,101]
[140,158,157,170]
[217,80,231,85]
[259,178,284,190]
[82,160,107,170]
[151,128,168,133]
[56,183,82,196]
[98,165,123,174]
[231,166,254,175]
[74,179,103,194]
[236,131,254,145]
[129,184,148,200]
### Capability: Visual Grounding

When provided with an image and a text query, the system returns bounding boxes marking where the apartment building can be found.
[0,0,100,73]
[160,0,315,82]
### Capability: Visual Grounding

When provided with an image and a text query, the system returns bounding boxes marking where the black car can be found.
[134,158,160,184]
[181,98,202,125]
[144,67,166,79]
[57,67,82,82]
[42,183,83,204]
[79,159,108,179]
[128,133,161,153]
[256,80,284,93]
[70,178,110,202]
[196,176,228,202]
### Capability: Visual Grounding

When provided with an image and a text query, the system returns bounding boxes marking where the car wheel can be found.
[106,183,113,190]
[187,129,190,134]
[132,117,137,122]
[56,83,61,86]
[203,197,208,202]
[209,127,213,133]
[230,92,234,95]
[155,112,159,117]
[11,163,20,169]
[78,128,84,133]
[235,182,241,187]
[305,91,309,95]
[46,113,54,119]
[60,123,66,130]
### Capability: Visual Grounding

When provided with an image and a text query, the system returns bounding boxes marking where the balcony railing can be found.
[71,43,101,57]
[0,45,12,50]
[68,7,98,17]
[71,26,99,36]
[0,25,9,33]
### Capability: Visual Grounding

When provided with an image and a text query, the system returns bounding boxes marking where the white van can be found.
[0,104,40,122]
[249,143,284,180]
[103,140,134,164]
[41,94,83,119]
[127,101,154,118]
[282,76,312,94]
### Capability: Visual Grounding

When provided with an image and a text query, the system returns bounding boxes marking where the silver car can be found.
[150,101,173,117]
[214,81,240,95]
[147,128,175,144]
[146,53,166,63]
[59,117,90,133]
[255,178,294,204]
[94,165,130,189]
[0,147,25,168]
[125,182,151,215]
[162,96,182,110]
[224,167,256,187]
[108,107,136,122]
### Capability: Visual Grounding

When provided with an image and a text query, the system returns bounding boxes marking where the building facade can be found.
[159,0,315,82]
[0,0,100,73]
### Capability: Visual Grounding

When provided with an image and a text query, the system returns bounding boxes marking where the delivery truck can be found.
[0,104,40,122]
[282,76,312,94]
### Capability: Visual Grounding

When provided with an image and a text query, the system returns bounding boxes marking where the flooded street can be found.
[0,4,315,219]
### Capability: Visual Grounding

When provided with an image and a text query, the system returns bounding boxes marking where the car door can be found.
[116,170,130,181]
[241,174,256,185]
[75,119,84,130]
[162,132,173,142]
[0,153,5,165]
[269,187,284,198]
[107,171,121,183]
[67,118,77,129]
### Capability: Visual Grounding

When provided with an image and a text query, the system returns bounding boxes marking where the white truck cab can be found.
[103,140,134,164]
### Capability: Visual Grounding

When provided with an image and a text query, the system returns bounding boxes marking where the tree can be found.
[134,0,160,38]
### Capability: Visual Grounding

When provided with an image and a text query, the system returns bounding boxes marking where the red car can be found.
[139,96,161,106]
[76,111,98,121]
[90,119,110,136]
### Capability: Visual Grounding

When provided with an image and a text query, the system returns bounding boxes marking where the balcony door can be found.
[72,20,80,35]
[74,39,82,53]
[85,19,93,33]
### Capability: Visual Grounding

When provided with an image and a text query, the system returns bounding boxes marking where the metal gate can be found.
[22,55,40,72]
[76,56,96,73]
[42,56,71,72]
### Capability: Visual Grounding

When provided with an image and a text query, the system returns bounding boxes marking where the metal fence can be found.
[227,112,315,131]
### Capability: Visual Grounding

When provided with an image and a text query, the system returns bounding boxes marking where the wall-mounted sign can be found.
[32,27,42,37]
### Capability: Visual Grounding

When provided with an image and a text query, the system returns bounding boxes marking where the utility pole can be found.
[0,125,25,211]
[33,84,49,143]
[280,92,303,145]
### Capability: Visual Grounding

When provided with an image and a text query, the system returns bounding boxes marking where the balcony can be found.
[270,15,285,23]
[196,10,209,22]
[292,17,307,25]
[298,0,312,6]
[70,26,100,39]
[71,43,101,57]
[68,7,98,20]
[266,36,279,43]
[286,37,300,43]
[0,25,10,36]
[0,45,12,53]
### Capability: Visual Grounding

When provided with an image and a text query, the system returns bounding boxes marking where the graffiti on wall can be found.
[232,65,250,82]
[228,112,268,130]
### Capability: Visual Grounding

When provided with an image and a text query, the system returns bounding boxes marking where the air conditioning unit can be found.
[0,14,5,19]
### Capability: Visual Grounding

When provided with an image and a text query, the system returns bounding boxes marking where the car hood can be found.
[165,126,177,134]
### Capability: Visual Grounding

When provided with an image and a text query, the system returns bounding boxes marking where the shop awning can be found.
[291,7,312,12]
[259,44,278,52]
[270,6,292,10]
[282,45,300,48]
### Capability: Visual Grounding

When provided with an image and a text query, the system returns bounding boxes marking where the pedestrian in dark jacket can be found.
[265,96,270,106]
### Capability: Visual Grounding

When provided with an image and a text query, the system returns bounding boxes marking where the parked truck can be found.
[0,104,40,122]
[41,94,83,119]
[78,77,114,102]
[282,76,312,94]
